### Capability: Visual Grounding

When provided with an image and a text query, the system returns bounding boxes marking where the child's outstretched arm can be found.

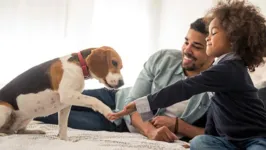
[109,60,241,121]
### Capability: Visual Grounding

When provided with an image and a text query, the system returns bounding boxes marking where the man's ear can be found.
[86,48,109,78]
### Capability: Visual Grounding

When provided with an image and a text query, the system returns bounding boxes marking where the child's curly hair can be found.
[204,0,266,72]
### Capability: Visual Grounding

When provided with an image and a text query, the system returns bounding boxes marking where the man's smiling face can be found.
[182,28,211,72]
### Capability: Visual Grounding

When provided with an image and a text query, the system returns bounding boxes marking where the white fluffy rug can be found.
[0,121,190,150]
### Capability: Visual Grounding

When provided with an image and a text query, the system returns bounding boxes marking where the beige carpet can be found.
[0,121,190,150]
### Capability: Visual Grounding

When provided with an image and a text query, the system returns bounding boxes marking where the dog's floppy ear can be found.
[86,47,110,78]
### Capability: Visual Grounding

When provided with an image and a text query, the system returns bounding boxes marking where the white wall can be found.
[249,0,266,15]
[157,0,215,51]
[212,0,266,16]
[0,0,163,89]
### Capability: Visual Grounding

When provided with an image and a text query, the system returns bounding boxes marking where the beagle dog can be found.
[0,46,124,140]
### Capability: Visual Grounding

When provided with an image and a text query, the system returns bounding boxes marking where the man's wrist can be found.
[177,118,186,135]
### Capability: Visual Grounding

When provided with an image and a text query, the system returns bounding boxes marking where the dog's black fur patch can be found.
[68,48,93,63]
[0,58,59,110]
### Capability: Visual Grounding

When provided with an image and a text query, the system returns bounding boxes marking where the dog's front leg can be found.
[58,90,113,118]
[58,106,71,140]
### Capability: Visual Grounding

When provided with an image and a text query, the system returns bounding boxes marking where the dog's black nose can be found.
[117,79,124,88]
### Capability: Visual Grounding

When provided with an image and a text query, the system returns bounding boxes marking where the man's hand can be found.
[107,101,137,121]
[146,126,178,142]
[150,116,176,132]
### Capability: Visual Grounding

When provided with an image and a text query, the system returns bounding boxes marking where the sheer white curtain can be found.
[0,0,217,89]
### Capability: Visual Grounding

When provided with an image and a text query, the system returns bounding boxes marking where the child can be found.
[108,0,266,149]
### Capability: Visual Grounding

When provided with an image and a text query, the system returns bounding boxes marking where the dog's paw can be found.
[57,133,68,141]
[59,135,68,141]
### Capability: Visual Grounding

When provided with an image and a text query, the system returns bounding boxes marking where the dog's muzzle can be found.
[116,79,124,88]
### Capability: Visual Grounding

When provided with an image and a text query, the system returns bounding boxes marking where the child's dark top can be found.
[144,53,266,141]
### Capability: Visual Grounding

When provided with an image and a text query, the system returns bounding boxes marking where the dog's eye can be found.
[112,60,118,67]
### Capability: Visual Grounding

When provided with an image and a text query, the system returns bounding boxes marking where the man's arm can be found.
[123,51,161,133]
[150,115,204,139]
[123,50,178,141]
[133,112,205,141]
[131,112,156,137]
[131,112,177,142]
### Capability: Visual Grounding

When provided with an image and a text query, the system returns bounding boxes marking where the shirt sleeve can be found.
[138,61,238,113]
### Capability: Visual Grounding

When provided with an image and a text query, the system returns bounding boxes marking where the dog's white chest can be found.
[16,89,68,118]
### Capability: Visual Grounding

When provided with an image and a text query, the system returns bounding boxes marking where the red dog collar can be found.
[77,52,90,79]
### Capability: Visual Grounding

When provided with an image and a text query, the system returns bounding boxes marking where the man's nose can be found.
[184,44,193,54]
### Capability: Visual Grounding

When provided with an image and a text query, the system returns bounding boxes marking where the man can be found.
[35,18,215,142]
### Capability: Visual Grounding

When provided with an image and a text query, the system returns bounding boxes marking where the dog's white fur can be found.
[0,54,123,140]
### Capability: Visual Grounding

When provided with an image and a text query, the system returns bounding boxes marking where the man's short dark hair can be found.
[190,18,208,35]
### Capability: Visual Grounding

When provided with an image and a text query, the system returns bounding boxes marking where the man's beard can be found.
[182,63,197,71]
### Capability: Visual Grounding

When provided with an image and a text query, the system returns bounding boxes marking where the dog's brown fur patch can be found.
[86,48,110,78]
[106,47,123,74]
[0,101,14,109]
[49,60,63,90]
[67,48,96,66]
[86,46,123,78]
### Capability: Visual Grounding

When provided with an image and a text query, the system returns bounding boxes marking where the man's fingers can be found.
[161,133,171,142]
[151,116,160,124]
[152,119,157,125]
[158,126,178,143]
[154,123,163,128]
[151,116,158,121]
[153,130,170,142]
[150,118,155,124]
[158,128,173,143]
[165,130,178,142]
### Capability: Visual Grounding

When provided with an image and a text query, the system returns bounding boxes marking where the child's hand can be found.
[107,101,137,121]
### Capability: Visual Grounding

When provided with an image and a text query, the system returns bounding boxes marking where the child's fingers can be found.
[106,101,137,121]
[107,109,130,121]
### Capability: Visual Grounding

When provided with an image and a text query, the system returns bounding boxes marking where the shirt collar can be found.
[213,52,241,65]
[175,65,183,75]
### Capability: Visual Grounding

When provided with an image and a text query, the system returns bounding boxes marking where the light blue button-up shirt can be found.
[114,49,211,132]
